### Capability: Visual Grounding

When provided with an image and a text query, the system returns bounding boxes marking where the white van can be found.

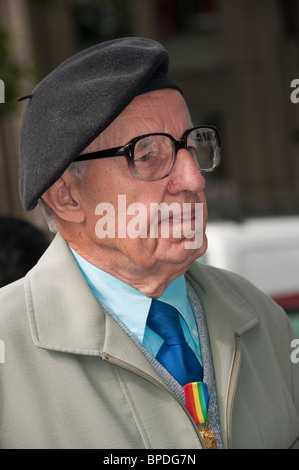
[202,216,299,336]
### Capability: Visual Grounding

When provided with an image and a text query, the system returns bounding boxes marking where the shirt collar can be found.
[69,246,190,343]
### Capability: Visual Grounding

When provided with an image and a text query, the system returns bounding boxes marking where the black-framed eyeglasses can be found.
[74,126,221,182]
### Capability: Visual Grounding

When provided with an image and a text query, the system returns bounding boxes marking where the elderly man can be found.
[0,37,298,449]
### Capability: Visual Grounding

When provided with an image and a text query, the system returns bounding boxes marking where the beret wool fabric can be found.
[18,37,183,211]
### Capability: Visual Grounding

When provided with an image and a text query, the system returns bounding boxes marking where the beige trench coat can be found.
[0,234,298,449]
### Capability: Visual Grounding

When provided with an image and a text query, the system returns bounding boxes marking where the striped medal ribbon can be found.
[183,382,217,449]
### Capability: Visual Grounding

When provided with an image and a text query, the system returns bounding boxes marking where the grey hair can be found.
[38,160,88,233]
[68,161,88,180]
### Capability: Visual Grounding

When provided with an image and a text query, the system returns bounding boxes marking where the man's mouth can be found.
[158,206,198,240]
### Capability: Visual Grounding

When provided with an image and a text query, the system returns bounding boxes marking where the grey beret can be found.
[18,37,183,211]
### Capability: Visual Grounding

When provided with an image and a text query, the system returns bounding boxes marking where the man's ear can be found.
[41,171,85,224]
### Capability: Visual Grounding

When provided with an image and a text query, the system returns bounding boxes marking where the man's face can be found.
[72,89,208,295]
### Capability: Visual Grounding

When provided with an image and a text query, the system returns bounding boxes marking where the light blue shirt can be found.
[70,247,202,365]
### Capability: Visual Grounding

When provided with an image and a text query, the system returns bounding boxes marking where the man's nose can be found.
[166,149,206,195]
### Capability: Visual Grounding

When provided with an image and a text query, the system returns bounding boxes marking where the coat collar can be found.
[186,262,258,338]
[25,234,106,354]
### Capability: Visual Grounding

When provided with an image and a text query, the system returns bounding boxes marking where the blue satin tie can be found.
[147,299,203,386]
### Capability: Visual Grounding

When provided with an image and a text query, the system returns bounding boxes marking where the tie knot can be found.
[147,299,186,345]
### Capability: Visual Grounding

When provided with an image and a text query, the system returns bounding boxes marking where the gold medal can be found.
[199,420,217,449]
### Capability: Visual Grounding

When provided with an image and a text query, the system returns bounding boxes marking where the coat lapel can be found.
[102,313,173,386]
[25,234,105,354]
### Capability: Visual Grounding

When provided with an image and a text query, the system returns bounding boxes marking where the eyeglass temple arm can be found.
[74,146,126,162]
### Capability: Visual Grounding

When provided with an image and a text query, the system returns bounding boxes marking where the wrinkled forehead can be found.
[82,89,191,154]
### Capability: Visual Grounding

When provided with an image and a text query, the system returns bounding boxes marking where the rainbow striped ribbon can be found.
[183,381,210,425]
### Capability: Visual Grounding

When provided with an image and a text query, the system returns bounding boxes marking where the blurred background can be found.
[1,0,299,223]
[0,0,298,331]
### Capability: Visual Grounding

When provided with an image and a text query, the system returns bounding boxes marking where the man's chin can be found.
[155,234,207,263]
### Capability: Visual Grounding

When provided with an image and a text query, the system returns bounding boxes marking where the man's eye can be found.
[135,153,156,163]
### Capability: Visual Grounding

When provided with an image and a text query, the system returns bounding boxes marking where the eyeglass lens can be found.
[133,135,174,181]
[132,128,219,181]
[187,128,220,173]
